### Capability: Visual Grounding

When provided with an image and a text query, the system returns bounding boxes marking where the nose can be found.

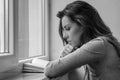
[63,31,69,40]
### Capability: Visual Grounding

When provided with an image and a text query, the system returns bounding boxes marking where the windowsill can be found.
[0,53,14,58]
[0,64,22,80]
[0,56,49,80]
[3,72,45,80]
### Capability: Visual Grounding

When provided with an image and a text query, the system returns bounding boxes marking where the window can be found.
[0,0,13,54]
[18,0,49,60]
[28,0,43,57]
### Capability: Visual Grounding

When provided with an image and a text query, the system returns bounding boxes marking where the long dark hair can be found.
[57,0,120,57]
[57,1,118,45]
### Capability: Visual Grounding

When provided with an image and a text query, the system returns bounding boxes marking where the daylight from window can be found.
[19,0,44,59]
[0,0,9,53]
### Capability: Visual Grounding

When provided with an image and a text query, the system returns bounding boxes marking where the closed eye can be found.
[64,25,71,31]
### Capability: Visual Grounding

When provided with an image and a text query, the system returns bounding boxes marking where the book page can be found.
[31,58,49,68]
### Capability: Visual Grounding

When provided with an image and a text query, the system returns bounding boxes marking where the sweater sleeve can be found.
[44,38,106,78]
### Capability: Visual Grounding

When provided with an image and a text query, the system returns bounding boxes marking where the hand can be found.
[60,44,74,57]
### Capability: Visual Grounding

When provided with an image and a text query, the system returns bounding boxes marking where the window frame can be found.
[0,0,49,77]
[0,0,14,57]
[0,0,49,60]
[41,0,50,60]
[19,0,49,62]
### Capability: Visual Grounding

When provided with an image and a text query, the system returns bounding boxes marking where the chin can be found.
[71,43,78,48]
[70,41,81,47]
[74,42,81,48]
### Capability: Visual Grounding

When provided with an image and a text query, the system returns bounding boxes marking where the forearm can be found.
[44,58,71,78]
[44,45,74,78]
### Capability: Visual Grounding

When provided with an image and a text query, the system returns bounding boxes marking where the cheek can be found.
[70,29,81,42]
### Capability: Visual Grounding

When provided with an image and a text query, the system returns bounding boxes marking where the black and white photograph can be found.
[0,0,120,80]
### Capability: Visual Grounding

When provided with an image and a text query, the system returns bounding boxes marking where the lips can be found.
[68,41,72,45]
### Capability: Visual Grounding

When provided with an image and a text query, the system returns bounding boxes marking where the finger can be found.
[63,49,69,54]
[67,44,74,50]
[65,46,74,53]
[65,47,72,53]
[65,44,74,51]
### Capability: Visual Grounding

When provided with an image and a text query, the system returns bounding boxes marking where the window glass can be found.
[0,0,9,53]
[18,0,45,59]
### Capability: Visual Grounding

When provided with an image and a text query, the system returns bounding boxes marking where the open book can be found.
[23,58,49,73]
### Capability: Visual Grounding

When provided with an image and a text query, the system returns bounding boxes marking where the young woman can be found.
[44,1,120,80]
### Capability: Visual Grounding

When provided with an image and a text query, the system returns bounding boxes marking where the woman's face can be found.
[62,16,82,47]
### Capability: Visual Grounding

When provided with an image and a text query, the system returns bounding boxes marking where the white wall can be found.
[49,0,120,60]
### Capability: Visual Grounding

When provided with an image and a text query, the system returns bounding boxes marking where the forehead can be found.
[62,16,73,27]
